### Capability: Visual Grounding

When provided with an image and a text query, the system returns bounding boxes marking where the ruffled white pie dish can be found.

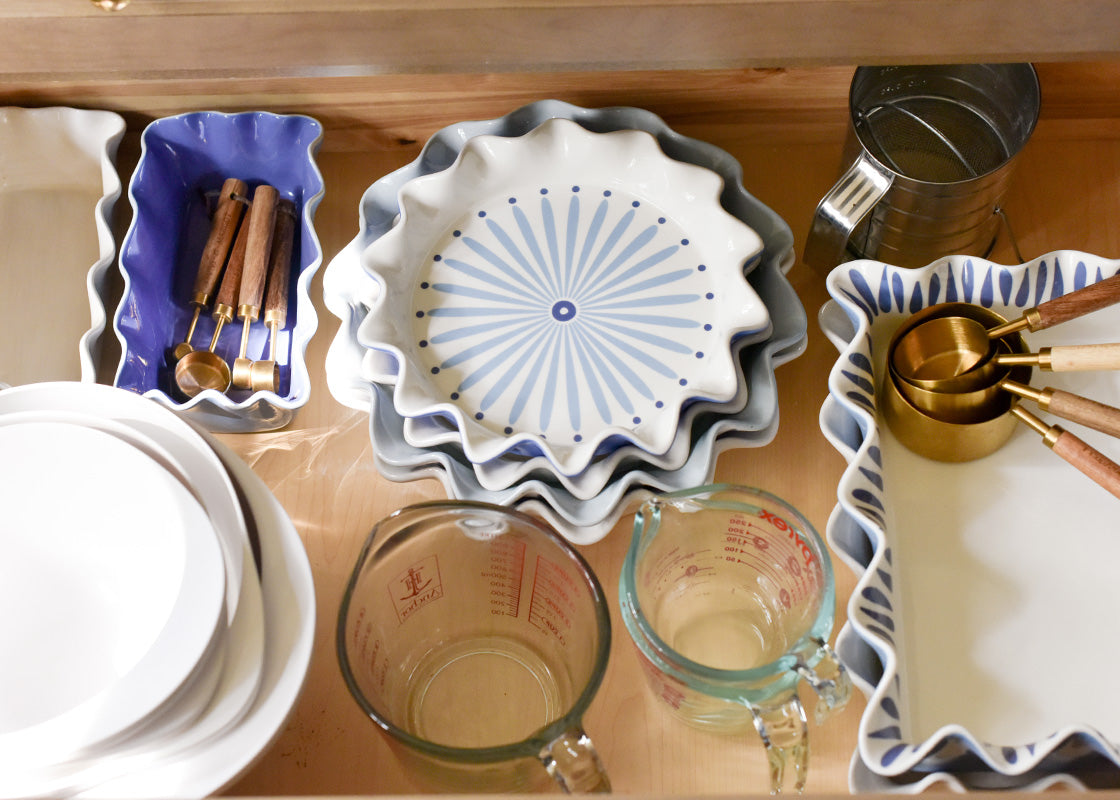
[821,251,1120,779]
[357,117,769,476]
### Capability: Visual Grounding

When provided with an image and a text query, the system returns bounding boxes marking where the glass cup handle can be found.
[795,638,854,725]
[539,726,612,793]
[750,693,809,794]
[803,152,894,271]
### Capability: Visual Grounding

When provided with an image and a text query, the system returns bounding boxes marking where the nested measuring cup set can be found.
[880,274,1120,499]
[169,177,298,399]
[336,486,852,794]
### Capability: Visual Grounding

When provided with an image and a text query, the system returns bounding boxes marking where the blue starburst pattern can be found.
[412,184,722,443]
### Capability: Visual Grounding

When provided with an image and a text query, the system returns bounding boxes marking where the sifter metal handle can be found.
[803,152,894,272]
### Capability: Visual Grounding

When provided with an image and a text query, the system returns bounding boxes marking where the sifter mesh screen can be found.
[854,95,1012,184]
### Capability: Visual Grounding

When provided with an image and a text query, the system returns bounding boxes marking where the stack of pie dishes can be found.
[323,101,807,543]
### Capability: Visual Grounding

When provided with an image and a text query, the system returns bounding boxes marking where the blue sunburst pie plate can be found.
[357,117,770,476]
[820,251,1120,780]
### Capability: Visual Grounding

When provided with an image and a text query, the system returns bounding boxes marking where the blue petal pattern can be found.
[417,186,722,440]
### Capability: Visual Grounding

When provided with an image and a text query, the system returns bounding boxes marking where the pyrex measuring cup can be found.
[337,501,611,793]
[619,485,850,794]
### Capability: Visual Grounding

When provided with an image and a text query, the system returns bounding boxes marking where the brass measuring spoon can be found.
[247,198,296,393]
[230,185,278,390]
[174,202,250,397]
[895,271,1120,384]
[171,177,248,362]
[1011,406,1120,500]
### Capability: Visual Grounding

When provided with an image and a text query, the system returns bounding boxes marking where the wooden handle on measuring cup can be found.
[1044,388,1120,439]
[1034,272,1120,330]
[264,198,297,328]
[1051,430,1120,500]
[1043,343,1120,372]
[192,177,247,306]
[1003,380,1120,440]
[238,184,278,321]
[1013,406,1120,500]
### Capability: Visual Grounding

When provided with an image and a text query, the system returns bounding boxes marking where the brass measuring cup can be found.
[174,201,251,397]
[882,310,1026,462]
[883,368,1120,496]
[171,177,247,362]
[883,306,1120,495]
[893,271,1120,386]
[230,185,278,391]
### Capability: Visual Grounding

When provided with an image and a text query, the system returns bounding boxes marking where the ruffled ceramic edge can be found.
[360,119,768,476]
[359,260,804,530]
[846,748,1097,794]
[114,111,325,433]
[330,242,788,498]
[365,313,805,540]
[325,99,794,411]
[361,201,806,533]
[323,99,804,534]
[322,99,799,488]
[28,107,131,383]
[820,251,1120,777]
[371,379,791,544]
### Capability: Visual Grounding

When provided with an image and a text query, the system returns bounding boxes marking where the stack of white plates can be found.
[0,382,314,799]
[324,101,807,543]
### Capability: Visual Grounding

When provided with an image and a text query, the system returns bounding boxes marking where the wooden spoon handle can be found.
[238,184,279,320]
[1035,271,1120,330]
[264,198,297,327]
[1050,429,1120,500]
[192,177,247,305]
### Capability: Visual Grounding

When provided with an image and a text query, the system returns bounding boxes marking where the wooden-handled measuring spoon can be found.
[247,198,296,393]
[171,177,248,361]
[231,185,278,390]
[174,199,250,397]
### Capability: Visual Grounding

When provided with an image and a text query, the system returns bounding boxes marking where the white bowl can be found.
[357,117,769,475]
[822,251,1120,777]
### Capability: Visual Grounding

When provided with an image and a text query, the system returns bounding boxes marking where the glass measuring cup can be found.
[618,485,851,794]
[337,501,611,793]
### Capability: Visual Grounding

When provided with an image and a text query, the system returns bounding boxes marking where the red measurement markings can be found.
[723,515,820,608]
[647,546,716,591]
[483,537,526,617]
[528,555,575,645]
